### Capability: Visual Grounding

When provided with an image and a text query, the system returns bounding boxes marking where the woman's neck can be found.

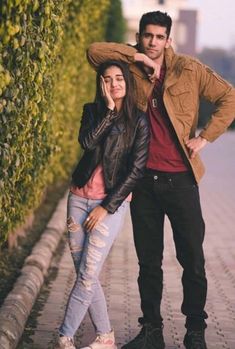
[115,99,123,112]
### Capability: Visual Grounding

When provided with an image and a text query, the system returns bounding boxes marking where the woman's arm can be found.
[78,104,119,151]
[101,113,150,213]
[83,113,150,231]
[81,112,150,231]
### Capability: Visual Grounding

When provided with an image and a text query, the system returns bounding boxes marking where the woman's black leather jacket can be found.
[72,102,149,213]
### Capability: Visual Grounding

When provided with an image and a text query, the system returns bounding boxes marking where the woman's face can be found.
[103,66,126,101]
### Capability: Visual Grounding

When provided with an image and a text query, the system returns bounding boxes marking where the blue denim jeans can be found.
[59,192,128,338]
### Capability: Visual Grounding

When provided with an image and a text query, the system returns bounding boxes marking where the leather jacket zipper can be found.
[111,136,121,183]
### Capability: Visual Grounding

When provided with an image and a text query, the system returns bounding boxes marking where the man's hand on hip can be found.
[185,136,208,159]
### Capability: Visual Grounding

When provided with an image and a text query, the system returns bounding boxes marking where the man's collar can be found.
[164,46,175,69]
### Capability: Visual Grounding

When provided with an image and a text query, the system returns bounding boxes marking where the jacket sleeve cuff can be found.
[198,132,210,142]
[100,199,119,214]
[106,108,117,119]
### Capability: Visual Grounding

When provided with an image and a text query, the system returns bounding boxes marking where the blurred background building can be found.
[122,0,198,55]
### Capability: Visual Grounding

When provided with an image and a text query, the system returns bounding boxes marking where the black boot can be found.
[121,323,165,349]
[184,330,207,349]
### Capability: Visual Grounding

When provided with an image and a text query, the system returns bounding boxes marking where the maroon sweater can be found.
[146,66,189,172]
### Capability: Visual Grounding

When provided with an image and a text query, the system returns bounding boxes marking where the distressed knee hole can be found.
[96,222,109,236]
[90,235,106,248]
[70,245,83,253]
[67,216,81,233]
[86,262,97,275]
[87,247,102,262]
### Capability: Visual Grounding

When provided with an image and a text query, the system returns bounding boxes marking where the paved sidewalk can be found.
[17,132,235,349]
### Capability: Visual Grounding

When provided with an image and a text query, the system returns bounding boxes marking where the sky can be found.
[187,0,235,50]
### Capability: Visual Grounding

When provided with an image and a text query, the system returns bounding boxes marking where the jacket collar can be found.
[164,46,193,89]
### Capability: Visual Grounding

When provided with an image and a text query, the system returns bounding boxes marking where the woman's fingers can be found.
[100,76,115,110]
[84,215,94,231]
[83,206,108,232]
[100,76,108,97]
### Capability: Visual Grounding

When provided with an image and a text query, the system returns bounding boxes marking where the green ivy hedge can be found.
[0,0,120,243]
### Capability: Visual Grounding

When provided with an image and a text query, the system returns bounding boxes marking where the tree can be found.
[105,0,126,43]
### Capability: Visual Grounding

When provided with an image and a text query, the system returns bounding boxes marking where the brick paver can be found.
[18,132,235,349]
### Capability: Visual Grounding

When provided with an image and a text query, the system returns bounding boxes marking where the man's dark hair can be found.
[139,11,172,38]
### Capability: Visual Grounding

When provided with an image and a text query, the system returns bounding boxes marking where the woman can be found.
[55,60,149,349]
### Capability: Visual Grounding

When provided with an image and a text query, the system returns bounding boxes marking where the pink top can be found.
[70,164,132,202]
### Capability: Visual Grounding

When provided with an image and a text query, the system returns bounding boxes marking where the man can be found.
[87,11,235,349]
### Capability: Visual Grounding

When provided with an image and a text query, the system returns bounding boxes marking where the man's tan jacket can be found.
[87,43,235,182]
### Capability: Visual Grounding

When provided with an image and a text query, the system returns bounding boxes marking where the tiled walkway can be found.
[18,132,235,349]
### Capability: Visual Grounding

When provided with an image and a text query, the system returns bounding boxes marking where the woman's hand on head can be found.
[83,205,108,232]
[100,76,115,111]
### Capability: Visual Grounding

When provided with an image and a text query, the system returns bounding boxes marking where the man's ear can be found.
[136,32,140,45]
[165,37,172,48]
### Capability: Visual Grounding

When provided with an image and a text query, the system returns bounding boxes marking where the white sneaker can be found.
[81,330,117,349]
[54,335,76,349]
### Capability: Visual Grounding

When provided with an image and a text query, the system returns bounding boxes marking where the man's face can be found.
[137,24,171,61]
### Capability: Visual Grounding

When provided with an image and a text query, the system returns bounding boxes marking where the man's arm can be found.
[87,42,137,70]
[197,64,235,142]
[185,63,235,158]
[87,42,160,80]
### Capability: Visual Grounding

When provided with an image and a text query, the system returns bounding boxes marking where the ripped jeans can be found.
[59,192,128,338]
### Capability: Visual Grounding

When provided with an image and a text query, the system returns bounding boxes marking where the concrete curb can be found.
[0,191,68,349]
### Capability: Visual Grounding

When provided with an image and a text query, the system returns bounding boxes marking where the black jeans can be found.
[130,170,208,330]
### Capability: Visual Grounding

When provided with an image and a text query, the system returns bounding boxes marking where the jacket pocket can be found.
[168,82,194,113]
